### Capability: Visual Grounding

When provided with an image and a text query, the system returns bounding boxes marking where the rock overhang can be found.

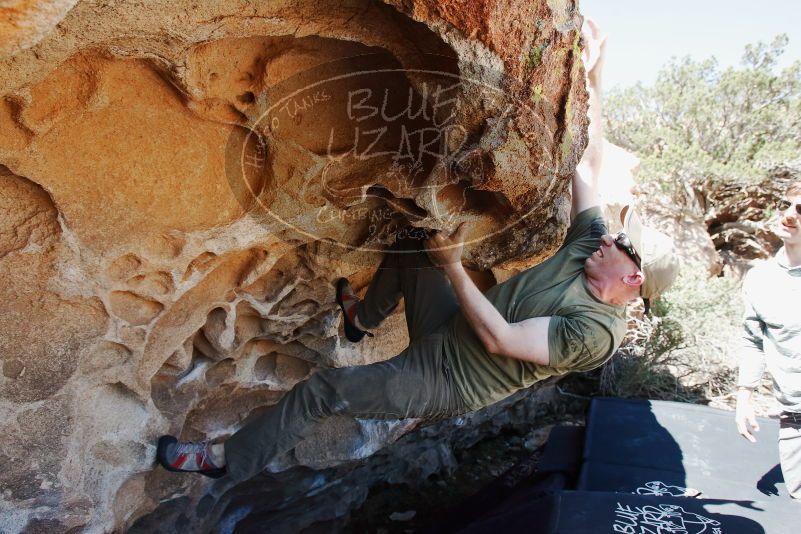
[0,0,588,531]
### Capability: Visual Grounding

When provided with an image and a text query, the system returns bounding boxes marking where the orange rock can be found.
[0,0,589,530]
[0,0,78,58]
[109,290,164,326]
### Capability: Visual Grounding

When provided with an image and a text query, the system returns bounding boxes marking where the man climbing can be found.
[735,182,801,501]
[156,21,679,482]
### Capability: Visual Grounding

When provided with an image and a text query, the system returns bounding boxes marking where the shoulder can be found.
[547,312,619,369]
[742,257,779,291]
[564,207,607,247]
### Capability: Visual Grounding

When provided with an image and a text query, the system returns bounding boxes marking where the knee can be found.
[299,369,348,418]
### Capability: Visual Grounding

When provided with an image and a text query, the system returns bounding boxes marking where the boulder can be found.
[0,0,588,531]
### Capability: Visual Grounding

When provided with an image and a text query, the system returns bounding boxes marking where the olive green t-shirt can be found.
[443,207,628,410]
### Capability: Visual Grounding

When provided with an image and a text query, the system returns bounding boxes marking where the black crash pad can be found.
[577,398,794,533]
[458,490,768,534]
[442,398,798,534]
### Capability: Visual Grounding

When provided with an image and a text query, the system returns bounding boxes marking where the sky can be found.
[579,0,801,90]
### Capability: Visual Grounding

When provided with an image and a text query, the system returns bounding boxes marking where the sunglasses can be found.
[777,199,801,216]
[614,232,651,314]
[614,232,642,270]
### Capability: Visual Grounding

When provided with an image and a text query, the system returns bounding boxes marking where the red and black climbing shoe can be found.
[336,278,373,343]
[156,435,227,479]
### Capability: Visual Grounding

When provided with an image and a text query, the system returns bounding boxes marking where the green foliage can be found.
[599,315,692,401]
[605,35,801,199]
[595,37,798,405]
[658,262,743,353]
[600,262,743,402]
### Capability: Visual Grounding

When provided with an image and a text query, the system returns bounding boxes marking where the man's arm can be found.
[572,20,607,221]
[735,387,759,443]
[735,278,766,442]
[426,226,551,366]
[422,23,613,366]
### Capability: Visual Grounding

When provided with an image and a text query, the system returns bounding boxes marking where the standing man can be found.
[736,184,801,501]
[156,22,679,483]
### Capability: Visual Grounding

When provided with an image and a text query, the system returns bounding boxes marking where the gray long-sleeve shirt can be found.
[738,248,801,412]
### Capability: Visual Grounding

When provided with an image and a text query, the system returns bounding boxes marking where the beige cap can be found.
[621,207,680,299]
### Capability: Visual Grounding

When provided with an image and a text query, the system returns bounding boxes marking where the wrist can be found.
[443,262,466,277]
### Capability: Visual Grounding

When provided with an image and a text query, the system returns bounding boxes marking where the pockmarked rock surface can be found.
[0,0,79,58]
[0,0,588,531]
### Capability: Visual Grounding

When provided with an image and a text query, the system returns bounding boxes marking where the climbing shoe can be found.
[156,435,227,479]
[336,277,373,343]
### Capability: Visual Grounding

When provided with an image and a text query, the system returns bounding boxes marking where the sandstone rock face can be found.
[639,165,799,278]
[0,0,78,58]
[703,167,794,275]
[0,1,587,531]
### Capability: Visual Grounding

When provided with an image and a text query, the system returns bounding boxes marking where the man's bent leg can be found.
[355,255,403,330]
[779,414,801,500]
[224,339,465,483]
[356,229,433,330]
[358,229,458,341]
[396,257,458,342]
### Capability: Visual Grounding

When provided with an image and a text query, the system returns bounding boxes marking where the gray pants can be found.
[780,412,801,500]
[224,233,469,483]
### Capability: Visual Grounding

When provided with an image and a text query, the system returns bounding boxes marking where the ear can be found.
[619,204,630,226]
[622,271,644,288]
